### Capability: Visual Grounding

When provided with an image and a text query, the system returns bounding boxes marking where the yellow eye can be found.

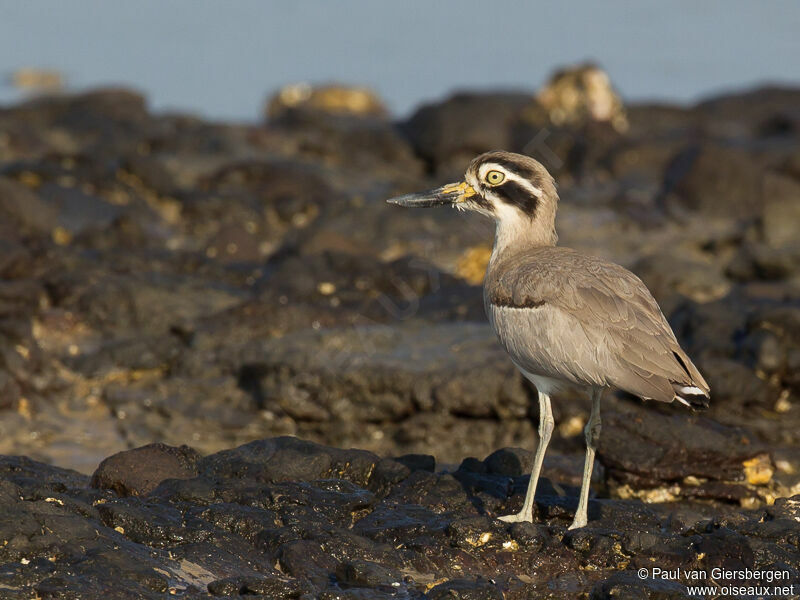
[485,170,505,185]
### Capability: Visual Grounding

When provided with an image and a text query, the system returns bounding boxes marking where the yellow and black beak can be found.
[387,181,477,208]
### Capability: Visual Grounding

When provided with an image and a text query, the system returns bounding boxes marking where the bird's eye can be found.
[485,170,505,185]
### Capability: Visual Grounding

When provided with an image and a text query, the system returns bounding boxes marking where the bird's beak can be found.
[387,181,477,207]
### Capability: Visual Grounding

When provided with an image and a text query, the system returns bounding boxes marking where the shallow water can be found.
[1,0,798,120]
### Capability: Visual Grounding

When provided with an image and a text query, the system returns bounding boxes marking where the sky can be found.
[0,0,798,121]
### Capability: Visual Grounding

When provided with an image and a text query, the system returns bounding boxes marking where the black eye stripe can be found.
[493,180,538,217]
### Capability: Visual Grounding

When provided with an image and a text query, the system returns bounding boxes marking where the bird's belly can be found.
[487,303,606,389]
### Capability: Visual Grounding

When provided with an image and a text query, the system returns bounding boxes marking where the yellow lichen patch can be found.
[743,454,774,485]
[456,245,492,285]
[463,531,493,547]
[775,390,791,413]
[18,171,42,188]
[317,282,336,296]
[17,398,32,420]
[52,227,72,246]
[11,68,64,92]
[559,415,585,437]
[612,483,680,503]
[423,577,450,592]
[740,497,761,509]
[267,83,388,119]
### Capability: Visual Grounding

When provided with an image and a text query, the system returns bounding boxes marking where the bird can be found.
[387,151,710,530]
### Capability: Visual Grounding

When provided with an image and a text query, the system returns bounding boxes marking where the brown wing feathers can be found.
[487,247,710,406]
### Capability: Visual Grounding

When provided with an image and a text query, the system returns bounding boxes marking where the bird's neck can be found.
[490,216,557,267]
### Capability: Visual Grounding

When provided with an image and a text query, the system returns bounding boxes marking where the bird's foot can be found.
[567,516,587,530]
[498,510,533,524]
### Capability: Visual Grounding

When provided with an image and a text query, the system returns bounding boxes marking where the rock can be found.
[748,306,800,394]
[266,83,389,120]
[483,447,534,477]
[197,436,380,488]
[660,143,766,218]
[598,401,770,500]
[401,92,531,175]
[726,241,800,281]
[1,81,800,598]
[268,109,422,174]
[0,176,58,236]
[530,62,628,132]
[761,172,800,249]
[4,439,799,599]
[590,571,689,599]
[632,252,731,306]
[695,86,800,138]
[91,443,202,496]
[426,578,504,599]
[233,321,530,461]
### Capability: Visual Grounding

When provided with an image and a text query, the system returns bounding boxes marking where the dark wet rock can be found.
[0,176,58,236]
[192,157,345,252]
[726,241,800,281]
[1,82,800,598]
[695,86,800,139]
[401,92,532,175]
[91,443,202,496]
[483,447,534,478]
[236,321,526,421]
[0,88,150,158]
[197,436,380,487]
[426,577,504,599]
[632,251,731,307]
[660,143,767,218]
[512,119,624,178]
[256,249,485,324]
[747,306,800,394]
[599,401,769,498]
[207,574,310,597]
[590,571,689,599]
[3,438,800,599]
[269,108,422,174]
[761,172,800,249]
[232,322,532,461]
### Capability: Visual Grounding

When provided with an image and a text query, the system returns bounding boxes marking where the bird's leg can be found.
[569,387,603,530]
[499,391,553,523]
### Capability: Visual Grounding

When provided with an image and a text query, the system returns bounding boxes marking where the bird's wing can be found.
[487,247,709,402]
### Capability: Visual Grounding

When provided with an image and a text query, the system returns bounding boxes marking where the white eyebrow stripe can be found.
[478,162,543,198]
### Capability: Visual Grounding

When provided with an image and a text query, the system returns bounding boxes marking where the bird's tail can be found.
[671,350,710,410]
[672,383,710,410]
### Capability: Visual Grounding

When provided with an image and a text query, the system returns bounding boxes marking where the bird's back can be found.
[484,246,710,406]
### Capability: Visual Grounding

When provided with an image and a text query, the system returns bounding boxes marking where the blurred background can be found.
[0,0,799,508]
[2,0,799,120]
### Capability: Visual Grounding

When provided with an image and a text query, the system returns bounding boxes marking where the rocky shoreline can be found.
[1,74,799,597]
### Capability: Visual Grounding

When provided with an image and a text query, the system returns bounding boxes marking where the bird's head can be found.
[388,151,559,246]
